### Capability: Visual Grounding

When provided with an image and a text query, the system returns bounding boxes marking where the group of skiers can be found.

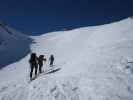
[29,53,54,80]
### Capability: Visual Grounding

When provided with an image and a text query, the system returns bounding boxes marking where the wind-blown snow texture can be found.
[0,18,133,100]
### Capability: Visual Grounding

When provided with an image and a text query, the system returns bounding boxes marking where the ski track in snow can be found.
[1,18,133,100]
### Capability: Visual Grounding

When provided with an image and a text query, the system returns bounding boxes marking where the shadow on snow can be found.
[0,37,34,69]
[45,68,61,75]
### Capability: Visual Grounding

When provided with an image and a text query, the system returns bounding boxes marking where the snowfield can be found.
[0,18,133,100]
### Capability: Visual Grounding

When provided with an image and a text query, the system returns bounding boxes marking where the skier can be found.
[49,54,54,67]
[38,55,47,73]
[29,53,38,80]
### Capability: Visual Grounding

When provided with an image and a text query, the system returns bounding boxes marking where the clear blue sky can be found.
[0,0,133,34]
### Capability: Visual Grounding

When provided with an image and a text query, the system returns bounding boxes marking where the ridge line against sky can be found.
[0,0,133,34]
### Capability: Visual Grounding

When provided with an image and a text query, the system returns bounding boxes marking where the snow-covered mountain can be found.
[0,18,133,100]
[0,22,32,67]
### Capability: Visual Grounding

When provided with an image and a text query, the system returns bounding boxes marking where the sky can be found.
[0,0,133,34]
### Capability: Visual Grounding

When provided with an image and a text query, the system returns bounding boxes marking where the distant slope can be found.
[30,17,133,100]
[0,22,33,67]
[33,18,133,67]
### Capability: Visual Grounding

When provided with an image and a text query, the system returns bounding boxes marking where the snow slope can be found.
[0,22,33,67]
[1,18,133,100]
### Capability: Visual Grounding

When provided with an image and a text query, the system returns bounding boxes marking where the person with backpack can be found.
[29,53,38,80]
[38,55,47,73]
[49,54,54,67]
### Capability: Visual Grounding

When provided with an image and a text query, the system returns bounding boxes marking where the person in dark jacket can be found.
[49,54,54,67]
[38,55,46,73]
[29,53,38,80]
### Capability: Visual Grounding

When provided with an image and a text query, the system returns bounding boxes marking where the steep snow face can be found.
[1,18,133,100]
[0,23,32,67]
[33,18,133,72]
